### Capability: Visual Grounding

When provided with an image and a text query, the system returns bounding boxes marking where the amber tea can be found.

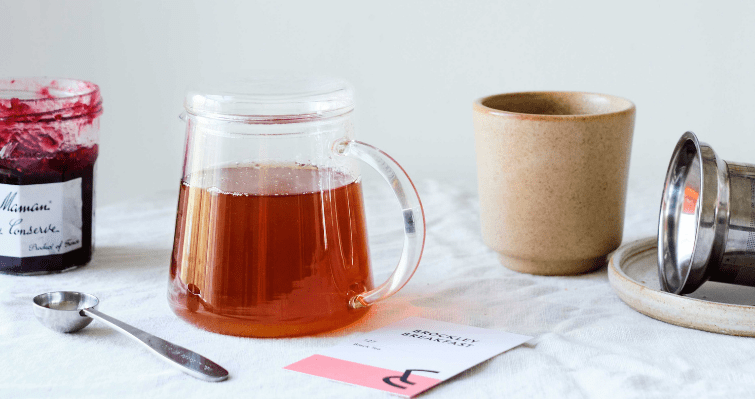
[169,164,374,337]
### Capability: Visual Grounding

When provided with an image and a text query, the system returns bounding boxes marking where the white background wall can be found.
[1,0,754,206]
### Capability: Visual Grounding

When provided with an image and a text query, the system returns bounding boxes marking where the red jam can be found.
[0,78,101,275]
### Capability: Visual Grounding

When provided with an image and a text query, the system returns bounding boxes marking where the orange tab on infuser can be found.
[682,186,699,214]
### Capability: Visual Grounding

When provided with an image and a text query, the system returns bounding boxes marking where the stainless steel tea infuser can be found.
[32,291,228,382]
[658,132,755,295]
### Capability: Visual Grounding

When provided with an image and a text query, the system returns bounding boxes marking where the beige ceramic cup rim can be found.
[474,91,635,121]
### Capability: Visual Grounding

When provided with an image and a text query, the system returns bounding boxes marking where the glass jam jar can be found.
[0,78,101,275]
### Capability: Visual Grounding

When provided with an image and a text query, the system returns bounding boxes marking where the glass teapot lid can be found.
[184,74,354,124]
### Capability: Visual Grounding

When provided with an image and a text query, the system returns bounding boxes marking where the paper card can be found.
[285,317,532,397]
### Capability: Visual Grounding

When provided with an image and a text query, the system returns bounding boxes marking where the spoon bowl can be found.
[33,291,99,333]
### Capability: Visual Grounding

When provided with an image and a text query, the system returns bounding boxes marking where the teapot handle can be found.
[333,139,426,309]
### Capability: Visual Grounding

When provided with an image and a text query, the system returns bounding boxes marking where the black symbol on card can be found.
[383,369,439,389]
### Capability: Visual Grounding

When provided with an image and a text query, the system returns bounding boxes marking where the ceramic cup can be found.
[473,92,635,275]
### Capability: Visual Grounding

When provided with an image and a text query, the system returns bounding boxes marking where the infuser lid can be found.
[183,74,354,124]
[658,132,728,295]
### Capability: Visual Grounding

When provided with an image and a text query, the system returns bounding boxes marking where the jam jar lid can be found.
[184,74,354,124]
[0,78,102,123]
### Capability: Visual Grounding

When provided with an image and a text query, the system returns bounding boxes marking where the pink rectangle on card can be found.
[285,354,442,397]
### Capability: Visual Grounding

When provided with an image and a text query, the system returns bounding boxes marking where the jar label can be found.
[0,179,82,257]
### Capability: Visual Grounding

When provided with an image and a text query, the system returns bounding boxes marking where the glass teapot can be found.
[168,75,425,337]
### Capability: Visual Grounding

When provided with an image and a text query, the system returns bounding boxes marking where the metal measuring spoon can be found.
[32,291,229,382]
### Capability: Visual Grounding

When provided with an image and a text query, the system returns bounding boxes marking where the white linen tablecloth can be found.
[3,177,754,398]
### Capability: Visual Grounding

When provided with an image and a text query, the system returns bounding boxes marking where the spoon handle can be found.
[82,308,229,382]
